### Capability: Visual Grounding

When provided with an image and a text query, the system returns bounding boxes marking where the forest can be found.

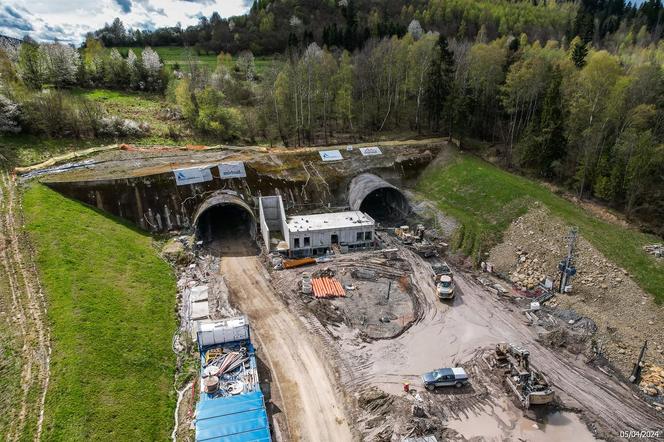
[91,0,663,55]
[1,0,663,234]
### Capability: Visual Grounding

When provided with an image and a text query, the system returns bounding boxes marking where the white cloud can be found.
[0,0,250,44]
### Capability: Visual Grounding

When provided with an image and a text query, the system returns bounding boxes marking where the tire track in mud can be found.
[335,241,661,441]
[219,246,352,442]
[454,275,663,441]
[0,171,51,441]
[0,171,30,439]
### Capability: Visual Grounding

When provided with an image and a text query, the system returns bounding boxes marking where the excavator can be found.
[494,343,555,408]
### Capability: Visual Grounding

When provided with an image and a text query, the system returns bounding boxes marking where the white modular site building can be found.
[287,211,375,256]
[259,196,376,257]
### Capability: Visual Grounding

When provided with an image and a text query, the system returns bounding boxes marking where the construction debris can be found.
[489,206,664,375]
[203,349,252,394]
[270,246,418,339]
[643,244,664,258]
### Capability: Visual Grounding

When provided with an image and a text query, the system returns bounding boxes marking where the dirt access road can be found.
[344,246,662,440]
[0,170,50,441]
[216,239,352,442]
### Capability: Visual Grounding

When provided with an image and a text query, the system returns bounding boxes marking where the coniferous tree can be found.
[425,35,454,132]
[517,67,566,178]
[570,37,589,69]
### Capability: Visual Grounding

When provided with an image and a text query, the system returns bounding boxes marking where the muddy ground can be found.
[0,170,50,441]
[262,231,663,441]
[217,237,352,442]
[271,245,418,340]
[169,204,664,441]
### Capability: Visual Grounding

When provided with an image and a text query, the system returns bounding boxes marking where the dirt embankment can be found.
[489,206,664,376]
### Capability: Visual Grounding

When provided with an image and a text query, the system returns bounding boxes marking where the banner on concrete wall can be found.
[360,146,382,156]
[319,150,343,161]
[173,166,213,186]
[218,161,247,179]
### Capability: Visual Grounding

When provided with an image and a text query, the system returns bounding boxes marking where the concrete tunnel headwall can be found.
[41,141,443,234]
[348,173,410,222]
[193,192,257,242]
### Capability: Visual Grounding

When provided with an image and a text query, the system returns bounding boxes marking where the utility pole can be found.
[629,340,648,384]
[386,280,392,303]
[558,227,578,293]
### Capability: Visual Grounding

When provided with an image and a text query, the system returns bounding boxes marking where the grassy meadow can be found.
[23,184,176,440]
[417,152,664,301]
[115,46,279,75]
[2,88,194,167]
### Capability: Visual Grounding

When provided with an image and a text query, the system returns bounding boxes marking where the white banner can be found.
[173,166,213,186]
[218,161,247,179]
[319,150,343,161]
[360,146,382,156]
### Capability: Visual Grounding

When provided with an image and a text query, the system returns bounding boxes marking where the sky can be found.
[0,0,252,44]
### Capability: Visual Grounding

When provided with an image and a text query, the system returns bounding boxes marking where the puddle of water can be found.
[515,411,598,442]
[447,404,508,440]
[448,409,598,442]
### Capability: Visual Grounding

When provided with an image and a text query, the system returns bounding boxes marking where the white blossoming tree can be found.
[41,43,80,87]
[141,47,164,91]
[235,50,256,82]
[126,49,141,89]
[0,93,21,133]
[408,20,424,41]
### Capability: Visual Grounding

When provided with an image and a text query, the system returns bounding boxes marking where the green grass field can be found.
[417,152,664,301]
[115,46,279,75]
[73,88,188,144]
[23,184,176,440]
[0,135,102,168]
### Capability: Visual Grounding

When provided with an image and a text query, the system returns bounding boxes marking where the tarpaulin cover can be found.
[196,391,271,442]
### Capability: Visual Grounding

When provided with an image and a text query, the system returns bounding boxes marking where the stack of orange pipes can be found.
[311,277,346,298]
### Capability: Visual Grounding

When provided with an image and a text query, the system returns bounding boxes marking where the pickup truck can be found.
[437,275,455,300]
[422,367,469,390]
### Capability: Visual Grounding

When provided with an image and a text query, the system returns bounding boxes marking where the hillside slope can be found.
[416,152,664,301]
[23,184,176,441]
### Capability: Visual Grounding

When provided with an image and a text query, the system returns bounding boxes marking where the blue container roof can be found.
[195,391,271,442]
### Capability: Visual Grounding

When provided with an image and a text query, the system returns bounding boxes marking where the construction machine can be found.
[494,343,555,407]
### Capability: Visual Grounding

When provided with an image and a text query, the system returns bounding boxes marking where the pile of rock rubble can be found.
[509,248,546,290]
[489,206,664,375]
[640,364,664,399]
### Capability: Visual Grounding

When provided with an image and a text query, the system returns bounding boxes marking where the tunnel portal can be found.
[359,187,409,222]
[193,193,257,244]
[348,173,410,223]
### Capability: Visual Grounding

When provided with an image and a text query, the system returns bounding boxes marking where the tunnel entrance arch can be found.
[193,193,257,244]
[348,173,410,223]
